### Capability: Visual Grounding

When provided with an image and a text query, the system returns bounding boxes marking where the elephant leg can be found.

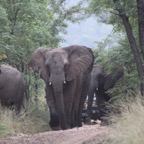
[15,84,25,114]
[63,80,76,129]
[96,92,107,121]
[86,91,95,122]
[70,85,81,129]
[73,90,82,127]
[70,104,75,128]
[71,76,82,128]
[78,73,91,127]
[15,103,22,115]
[45,85,61,130]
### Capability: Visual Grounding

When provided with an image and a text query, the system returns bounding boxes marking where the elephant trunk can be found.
[52,79,67,130]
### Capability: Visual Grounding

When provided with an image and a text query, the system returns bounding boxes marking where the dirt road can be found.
[0,124,107,144]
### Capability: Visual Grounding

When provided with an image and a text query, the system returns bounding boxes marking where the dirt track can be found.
[0,124,107,144]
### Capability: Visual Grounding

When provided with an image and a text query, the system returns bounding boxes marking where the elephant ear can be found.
[104,68,124,90]
[63,45,94,81]
[104,74,115,90]
[28,47,50,82]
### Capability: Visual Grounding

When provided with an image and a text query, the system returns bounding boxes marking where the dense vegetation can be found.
[0,0,144,142]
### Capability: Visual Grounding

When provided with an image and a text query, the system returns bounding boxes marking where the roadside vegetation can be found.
[0,92,50,138]
[84,95,144,144]
[96,95,144,144]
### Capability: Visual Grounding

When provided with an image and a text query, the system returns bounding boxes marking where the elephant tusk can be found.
[64,80,66,84]
[49,82,52,85]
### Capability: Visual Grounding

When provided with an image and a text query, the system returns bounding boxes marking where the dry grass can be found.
[0,103,51,138]
[98,96,144,144]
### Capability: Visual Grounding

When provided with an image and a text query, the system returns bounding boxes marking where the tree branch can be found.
[10,7,20,35]
[113,0,144,96]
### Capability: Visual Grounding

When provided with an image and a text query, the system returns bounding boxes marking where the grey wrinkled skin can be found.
[28,45,94,130]
[86,65,124,121]
[0,64,26,113]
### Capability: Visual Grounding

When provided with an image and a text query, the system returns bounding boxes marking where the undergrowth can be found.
[98,95,144,144]
[0,99,51,138]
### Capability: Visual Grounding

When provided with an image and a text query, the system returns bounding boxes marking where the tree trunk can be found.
[137,0,144,58]
[113,0,144,96]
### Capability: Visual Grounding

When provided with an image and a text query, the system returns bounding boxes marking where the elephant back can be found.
[0,64,25,102]
[0,64,22,86]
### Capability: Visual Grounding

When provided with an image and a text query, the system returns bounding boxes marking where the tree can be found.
[137,0,144,58]
[88,0,144,96]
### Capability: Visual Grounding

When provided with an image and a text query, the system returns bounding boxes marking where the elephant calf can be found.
[0,64,26,113]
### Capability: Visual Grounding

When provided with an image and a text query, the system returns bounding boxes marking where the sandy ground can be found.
[0,124,107,144]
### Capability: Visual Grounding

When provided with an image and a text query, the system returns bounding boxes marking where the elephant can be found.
[86,64,124,122]
[28,45,94,130]
[85,64,102,121]
[0,64,26,113]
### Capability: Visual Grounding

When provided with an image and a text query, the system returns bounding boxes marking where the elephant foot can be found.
[51,126,61,131]
[77,122,82,127]
[70,123,77,129]
[85,117,91,124]
[61,124,69,130]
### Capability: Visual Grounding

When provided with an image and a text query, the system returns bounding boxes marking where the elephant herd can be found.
[0,45,124,130]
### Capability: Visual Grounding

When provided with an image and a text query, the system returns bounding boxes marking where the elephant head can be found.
[85,64,103,122]
[96,68,124,101]
[86,65,124,123]
[28,45,94,130]
[96,67,124,120]
[29,46,93,84]
[89,64,103,92]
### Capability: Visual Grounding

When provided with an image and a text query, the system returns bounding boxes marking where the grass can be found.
[0,77,51,138]
[97,95,144,144]
[0,101,51,138]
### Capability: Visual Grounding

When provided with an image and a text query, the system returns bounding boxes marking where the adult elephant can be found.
[0,64,26,113]
[85,64,102,121]
[28,45,94,130]
[86,64,124,121]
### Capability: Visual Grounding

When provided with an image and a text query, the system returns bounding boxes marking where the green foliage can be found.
[0,5,10,54]
[0,0,62,70]
[48,0,85,24]
[88,0,137,26]
[93,35,140,100]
